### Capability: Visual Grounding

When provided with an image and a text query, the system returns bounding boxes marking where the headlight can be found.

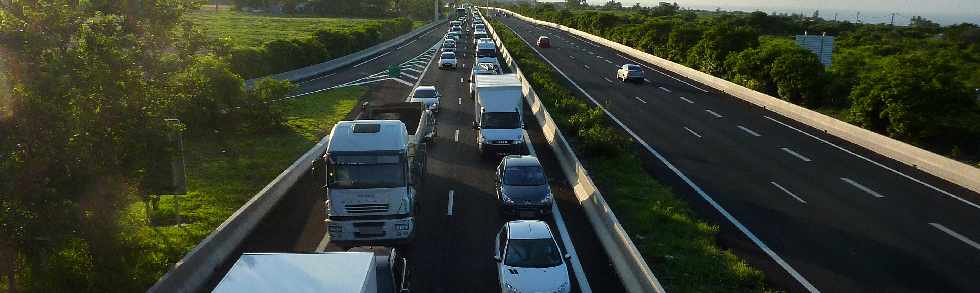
[481,136,490,143]
[511,140,522,145]
[504,283,520,293]
[539,194,553,204]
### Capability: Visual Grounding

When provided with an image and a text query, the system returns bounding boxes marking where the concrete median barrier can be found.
[147,136,329,293]
[483,9,667,293]
[487,7,980,195]
[245,19,447,88]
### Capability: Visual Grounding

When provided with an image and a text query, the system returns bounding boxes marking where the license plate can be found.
[358,226,384,236]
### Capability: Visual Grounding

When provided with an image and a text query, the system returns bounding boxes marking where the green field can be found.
[185,10,398,47]
[116,87,363,289]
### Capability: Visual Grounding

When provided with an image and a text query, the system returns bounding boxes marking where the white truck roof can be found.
[475,74,523,112]
[328,120,408,153]
[212,253,376,293]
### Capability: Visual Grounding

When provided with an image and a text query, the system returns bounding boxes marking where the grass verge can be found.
[185,10,396,48]
[491,18,775,292]
[116,87,363,289]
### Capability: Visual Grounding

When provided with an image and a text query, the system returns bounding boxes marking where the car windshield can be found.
[503,166,547,186]
[328,155,405,189]
[441,52,456,59]
[504,238,563,268]
[482,112,520,129]
[628,65,642,71]
[414,88,438,98]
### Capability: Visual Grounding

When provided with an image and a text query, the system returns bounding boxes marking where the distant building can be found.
[795,33,835,67]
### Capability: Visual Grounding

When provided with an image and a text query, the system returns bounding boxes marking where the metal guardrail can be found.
[482,8,667,293]
[490,8,980,195]
[245,19,448,88]
[147,136,329,293]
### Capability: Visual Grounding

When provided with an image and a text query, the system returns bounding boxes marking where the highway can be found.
[496,14,980,293]
[202,19,627,292]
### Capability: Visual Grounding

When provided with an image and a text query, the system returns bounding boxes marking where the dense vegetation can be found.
[504,2,980,165]
[491,17,773,292]
[0,1,357,291]
[185,9,413,48]
[217,16,413,79]
[230,0,436,20]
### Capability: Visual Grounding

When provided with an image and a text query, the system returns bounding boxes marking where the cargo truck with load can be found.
[322,102,435,246]
[471,74,526,157]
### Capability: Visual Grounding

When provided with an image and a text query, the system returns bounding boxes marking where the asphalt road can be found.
[202,20,626,292]
[497,15,980,293]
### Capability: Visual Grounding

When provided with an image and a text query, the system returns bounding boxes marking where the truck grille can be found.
[345,203,389,214]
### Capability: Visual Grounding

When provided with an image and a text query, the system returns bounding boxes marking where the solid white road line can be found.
[458,97,462,105]
[617,53,709,93]
[603,77,614,83]
[396,38,418,50]
[738,125,762,137]
[634,97,647,104]
[781,147,812,162]
[409,43,442,92]
[679,96,694,104]
[588,51,594,54]
[684,127,702,138]
[605,59,613,64]
[705,109,723,118]
[297,73,337,85]
[447,190,455,216]
[763,115,979,210]
[658,86,671,93]
[400,72,418,80]
[583,64,590,69]
[840,177,886,198]
[929,223,980,251]
[522,130,591,293]
[454,129,460,142]
[770,181,808,204]
[403,67,422,73]
[353,51,391,68]
[502,20,817,292]
[390,77,413,86]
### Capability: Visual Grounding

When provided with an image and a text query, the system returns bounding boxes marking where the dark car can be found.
[495,155,553,218]
[536,36,551,48]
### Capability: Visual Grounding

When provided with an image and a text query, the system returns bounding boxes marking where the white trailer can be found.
[472,74,526,157]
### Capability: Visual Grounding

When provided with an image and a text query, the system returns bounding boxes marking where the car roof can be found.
[539,36,549,39]
[415,85,436,91]
[506,220,552,240]
[503,155,542,168]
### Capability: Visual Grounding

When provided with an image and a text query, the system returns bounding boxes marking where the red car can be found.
[536,36,551,48]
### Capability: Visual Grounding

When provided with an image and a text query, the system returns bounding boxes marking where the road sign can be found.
[388,65,401,78]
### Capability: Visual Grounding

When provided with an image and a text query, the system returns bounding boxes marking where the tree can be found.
[565,0,587,9]
[601,1,623,10]
[770,48,826,106]
[686,24,759,75]
[847,53,978,145]
[649,2,680,17]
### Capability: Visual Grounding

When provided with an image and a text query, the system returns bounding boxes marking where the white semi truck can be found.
[322,102,435,246]
[471,74,526,157]
[212,247,410,293]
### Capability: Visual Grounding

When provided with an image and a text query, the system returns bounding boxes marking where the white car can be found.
[495,220,571,293]
[439,52,458,69]
[410,86,441,113]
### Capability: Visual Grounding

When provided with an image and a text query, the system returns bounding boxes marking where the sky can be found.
[544,0,980,25]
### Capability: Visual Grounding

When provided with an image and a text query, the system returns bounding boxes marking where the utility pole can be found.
[856,11,861,23]
[833,12,838,22]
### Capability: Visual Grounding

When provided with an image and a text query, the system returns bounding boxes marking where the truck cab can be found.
[323,103,434,245]
[472,74,526,157]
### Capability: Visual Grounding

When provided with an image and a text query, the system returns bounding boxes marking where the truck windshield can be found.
[504,239,563,268]
[482,112,520,129]
[328,155,405,189]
